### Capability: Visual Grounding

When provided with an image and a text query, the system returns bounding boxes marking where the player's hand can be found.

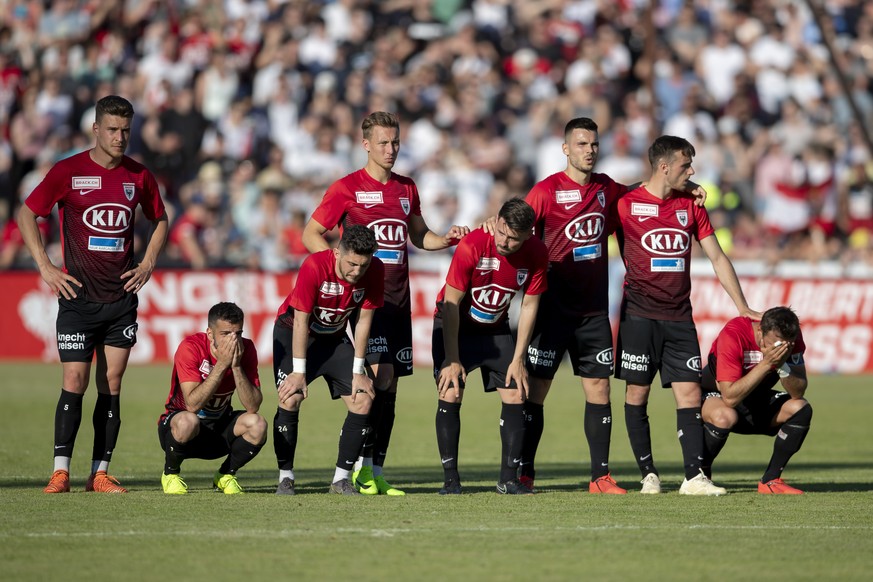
[121,260,155,293]
[351,373,375,402]
[688,182,707,207]
[277,374,307,403]
[740,307,764,321]
[505,358,529,400]
[214,333,237,367]
[762,339,792,368]
[478,216,497,235]
[39,263,82,300]
[437,362,466,400]
[229,335,244,368]
[444,225,469,246]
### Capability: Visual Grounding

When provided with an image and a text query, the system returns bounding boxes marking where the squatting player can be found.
[611,135,760,495]
[700,306,811,494]
[434,199,548,495]
[158,302,267,494]
[300,111,468,496]
[19,95,168,494]
[272,225,384,495]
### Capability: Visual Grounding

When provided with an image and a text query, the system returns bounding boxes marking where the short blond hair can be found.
[362,111,399,139]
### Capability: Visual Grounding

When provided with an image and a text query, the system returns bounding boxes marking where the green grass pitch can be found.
[1,362,872,580]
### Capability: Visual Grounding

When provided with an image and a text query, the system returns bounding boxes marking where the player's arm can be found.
[505,292,540,399]
[699,235,762,320]
[437,284,467,399]
[278,309,311,403]
[408,214,469,251]
[717,340,793,408]
[179,333,238,412]
[350,307,376,402]
[18,203,82,299]
[302,218,332,253]
[122,214,168,293]
[231,340,262,413]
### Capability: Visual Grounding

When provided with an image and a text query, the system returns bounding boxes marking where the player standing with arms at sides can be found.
[700,306,811,494]
[300,111,468,496]
[272,225,384,495]
[612,135,760,495]
[19,95,168,494]
[158,302,266,494]
[434,199,548,495]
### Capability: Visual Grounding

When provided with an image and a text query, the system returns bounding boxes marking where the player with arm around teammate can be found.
[158,302,267,494]
[434,198,548,495]
[700,306,811,494]
[612,135,760,495]
[19,95,168,494]
[301,111,468,496]
[273,225,384,495]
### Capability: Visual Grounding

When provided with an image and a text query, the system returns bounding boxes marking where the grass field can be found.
[1,362,872,581]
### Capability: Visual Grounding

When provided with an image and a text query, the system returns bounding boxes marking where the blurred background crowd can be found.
[1,0,873,273]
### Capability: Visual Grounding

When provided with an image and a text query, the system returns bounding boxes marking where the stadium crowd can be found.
[2,0,873,272]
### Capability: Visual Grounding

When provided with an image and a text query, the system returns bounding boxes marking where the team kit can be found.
[28,103,810,497]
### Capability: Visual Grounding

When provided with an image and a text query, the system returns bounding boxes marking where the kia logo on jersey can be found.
[368,218,407,249]
[563,213,605,244]
[642,228,690,255]
[83,203,132,234]
[313,306,354,327]
[468,284,515,324]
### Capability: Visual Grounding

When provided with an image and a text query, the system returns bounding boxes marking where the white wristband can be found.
[292,358,306,374]
[777,363,791,379]
[352,357,366,375]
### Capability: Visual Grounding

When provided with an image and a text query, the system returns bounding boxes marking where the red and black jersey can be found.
[434,228,548,330]
[275,248,385,337]
[612,186,714,321]
[310,169,420,307]
[526,172,626,317]
[25,151,166,303]
[160,332,260,422]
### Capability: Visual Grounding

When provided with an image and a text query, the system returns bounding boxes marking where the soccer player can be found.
[272,225,384,495]
[300,111,468,496]
[434,198,548,495]
[158,302,267,494]
[19,95,168,494]
[612,135,759,495]
[700,306,811,494]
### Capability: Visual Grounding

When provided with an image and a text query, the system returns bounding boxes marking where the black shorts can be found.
[158,409,245,459]
[361,301,414,377]
[702,389,791,436]
[431,318,517,392]
[56,293,138,362]
[273,322,359,399]
[615,313,701,387]
[526,301,613,380]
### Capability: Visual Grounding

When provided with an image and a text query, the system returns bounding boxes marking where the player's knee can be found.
[708,405,738,429]
[244,413,268,443]
[172,412,200,441]
[786,400,812,425]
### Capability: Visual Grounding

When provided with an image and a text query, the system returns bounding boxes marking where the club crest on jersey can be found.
[123,183,135,201]
[676,210,688,227]
[319,281,343,296]
[476,257,500,271]
[356,191,383,205]
[596,189,605,208]
[556,190,582,204]
[199,359,213,376]
[516,269,529,286]
[353,289,365,303]
[400,197,410,215]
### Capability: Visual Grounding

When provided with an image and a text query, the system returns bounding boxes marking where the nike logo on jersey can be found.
[79,189,97,196]
[564,203,580,210]
[637,216,652,222]
[364,204,379,208]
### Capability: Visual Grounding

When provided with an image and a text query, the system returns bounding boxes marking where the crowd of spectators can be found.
[1,0,873,273]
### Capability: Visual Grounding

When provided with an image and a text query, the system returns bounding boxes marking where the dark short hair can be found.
[362,111,399,140]
[339,224,378,255]
[648,135,695,168]
[760,306,800,341]
[95,95,134,122]
[498,198,536,233]
[208,302,244,328]
[564,117,598,141]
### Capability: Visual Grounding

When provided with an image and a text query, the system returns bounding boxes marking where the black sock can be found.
[54,390,83,458]
[220,436,265,475]
[677,407,704,480]
[625,403,656,477]
[373,391,396,468]
[762,404,813,483]
[585,402,612,479]
[336,411,370,473]
[499,403,525,483]
[520,401,543,479]
[91,393,121,465]
[436,400,461,483]
[273,408,299,471]
[702,422,731,478]
[163,432,187,475]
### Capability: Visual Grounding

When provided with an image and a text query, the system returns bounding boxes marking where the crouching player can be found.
[272,225,384,495]
[158,302,267,494]
[434,198,548,495]
[701,306,812,494]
